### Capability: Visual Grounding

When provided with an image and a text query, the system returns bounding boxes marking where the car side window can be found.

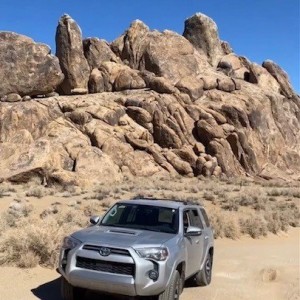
[183,210,190,233]
[188,209,204,229]
[200,208,210,227]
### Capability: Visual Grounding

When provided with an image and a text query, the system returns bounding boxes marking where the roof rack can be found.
[132,196,200,206]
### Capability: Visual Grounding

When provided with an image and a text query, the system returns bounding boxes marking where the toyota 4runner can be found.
[59,198,214,300]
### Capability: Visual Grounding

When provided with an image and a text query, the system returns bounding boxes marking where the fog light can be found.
[149,270,159,281]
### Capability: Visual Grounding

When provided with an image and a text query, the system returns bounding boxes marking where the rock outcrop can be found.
[56,14,90,95]
[0,13,299,186]
[0,32,63,99]
[111,20,211,84]
[183,13,224,67]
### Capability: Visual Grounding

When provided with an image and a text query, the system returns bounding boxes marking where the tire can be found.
[61,276,86,300]
[157,270,181,300]
[194,253,212,286]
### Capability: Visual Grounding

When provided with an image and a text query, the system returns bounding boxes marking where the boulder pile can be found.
[0,13,299,185]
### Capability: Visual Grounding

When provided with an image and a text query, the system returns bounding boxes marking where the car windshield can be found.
[100,203,179,234]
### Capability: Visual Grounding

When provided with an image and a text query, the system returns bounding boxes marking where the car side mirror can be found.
[90,215,101,225]
[185,226,202,237]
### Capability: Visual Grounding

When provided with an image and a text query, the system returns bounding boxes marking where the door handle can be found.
[196,240,199,244]
[204,236,209,240]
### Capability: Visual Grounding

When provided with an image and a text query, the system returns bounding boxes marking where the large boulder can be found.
[112,20,211,84]
[56,14,90,95]
[262,60,296,99]
[183,13,224,66]
[246,63,281,93]
[175,76,204,101]
[83,38,120,69]
[0,32,63,98]
[97,62,146,92]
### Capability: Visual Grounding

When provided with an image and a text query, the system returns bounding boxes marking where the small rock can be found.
[71,88,88,95]
[45,92,59,98]
[201,76,218,90]
[22,95,31,101]
[6,93,22,102]
[193,142,206,155]
[213,165,222,177]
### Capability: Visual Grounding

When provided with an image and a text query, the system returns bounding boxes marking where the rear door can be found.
[199,207,211,258]
[184,209,205,277]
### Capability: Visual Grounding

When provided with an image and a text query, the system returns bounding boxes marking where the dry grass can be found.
[0,176,299,268]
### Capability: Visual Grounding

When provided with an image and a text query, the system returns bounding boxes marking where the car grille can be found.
[76,256,135,276]
[82,245,130,256]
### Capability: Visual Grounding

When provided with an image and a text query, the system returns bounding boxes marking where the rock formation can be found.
[0,13,299,186]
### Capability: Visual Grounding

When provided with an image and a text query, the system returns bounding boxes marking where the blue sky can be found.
[0,0,299,92]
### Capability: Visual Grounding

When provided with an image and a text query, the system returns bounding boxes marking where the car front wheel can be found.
[157,270,181,300]
[61,277,86,300]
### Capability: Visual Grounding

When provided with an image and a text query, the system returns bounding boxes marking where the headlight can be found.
[135,247,169,261]
[62,236,81,250]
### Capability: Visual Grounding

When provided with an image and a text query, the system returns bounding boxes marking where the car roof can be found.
[117,198,203,209]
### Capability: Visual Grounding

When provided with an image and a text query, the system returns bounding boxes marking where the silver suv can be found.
[59,198,214,300]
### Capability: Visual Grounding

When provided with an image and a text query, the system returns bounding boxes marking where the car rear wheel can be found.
[61,277,86,300]
[193,253,212,286]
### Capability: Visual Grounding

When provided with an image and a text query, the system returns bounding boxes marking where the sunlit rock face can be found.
[0,13,299,185]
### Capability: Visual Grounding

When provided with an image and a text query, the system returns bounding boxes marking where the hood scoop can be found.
[107,229,137,235]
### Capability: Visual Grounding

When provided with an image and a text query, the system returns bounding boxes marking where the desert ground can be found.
[0,177,299,300]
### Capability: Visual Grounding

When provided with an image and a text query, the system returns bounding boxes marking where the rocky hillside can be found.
[0,13,299,186]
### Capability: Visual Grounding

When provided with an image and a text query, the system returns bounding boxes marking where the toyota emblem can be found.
[99,247,111,256]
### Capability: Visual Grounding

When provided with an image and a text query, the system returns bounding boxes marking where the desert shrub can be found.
[18,251,40,268]
[188,185,200,193]
[54,208,88,227]
[238,195,266,211]
[1,201,34,228]
[239,216,268,238]
[221,199,239,211]
[0,183,17,198]
[0,210,87,268]
[261,201,299,234]
[203,192,215,201]
[210,212,240,239]
[267,189,288,197]
[291,190,300,198]
[92,188,111,201]
[276,202,299,228]
[25,187,46,198]
[83,200,105,217]
[264,211,283,234]
[238,195,256,207]
[0,188,11,198]
[40,206,59,219]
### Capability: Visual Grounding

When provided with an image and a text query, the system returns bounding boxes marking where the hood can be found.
[71,225,174,248]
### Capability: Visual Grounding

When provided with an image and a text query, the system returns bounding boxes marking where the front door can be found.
[183,209,205,278]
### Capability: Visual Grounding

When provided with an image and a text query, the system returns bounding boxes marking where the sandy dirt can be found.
[0,228,299,300]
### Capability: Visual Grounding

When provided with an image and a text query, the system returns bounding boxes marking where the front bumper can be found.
[59,245,173,296]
